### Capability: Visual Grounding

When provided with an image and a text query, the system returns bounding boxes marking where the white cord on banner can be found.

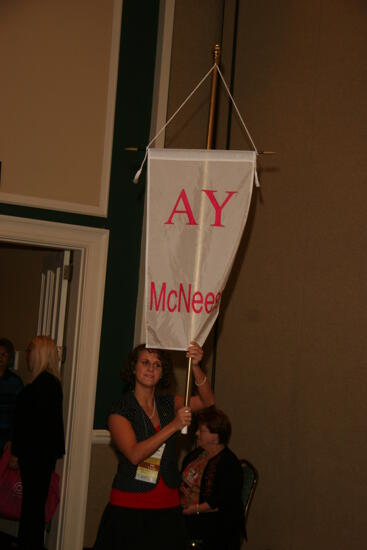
[215,65,258,155]
[133,64,216,183]
[215,64,260,188]
[133,62,260,187]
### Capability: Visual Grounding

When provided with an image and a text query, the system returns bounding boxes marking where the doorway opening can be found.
[0,215,109,550]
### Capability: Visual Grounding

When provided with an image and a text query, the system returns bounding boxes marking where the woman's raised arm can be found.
[175,342,215,413]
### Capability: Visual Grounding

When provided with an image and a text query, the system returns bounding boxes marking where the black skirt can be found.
[93,504,189,550]
[185,513,243,550]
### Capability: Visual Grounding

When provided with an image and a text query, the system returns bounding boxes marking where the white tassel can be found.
[254,169,260,188]
[133,150,148,184]
[133,168,142,184]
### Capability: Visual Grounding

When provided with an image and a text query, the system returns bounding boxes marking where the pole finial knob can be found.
[214,44,221,62]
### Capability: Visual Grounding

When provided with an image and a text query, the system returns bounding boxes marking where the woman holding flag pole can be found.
[93,341,214,550]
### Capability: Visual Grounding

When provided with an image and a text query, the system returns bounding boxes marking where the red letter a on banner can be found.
[164,189,198,225]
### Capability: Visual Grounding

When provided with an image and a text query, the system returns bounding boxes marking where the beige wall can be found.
[84,444,117,548]
[167,1,367,549]
[84,1,367,548]
[0,245,46,381]
[165,0,224,149]
[0,0,118,215]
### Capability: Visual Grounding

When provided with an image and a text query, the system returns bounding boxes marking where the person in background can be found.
[180,407,245,550]
[93,341,215,550]
[0,337,23,455]
[12,335,65,550]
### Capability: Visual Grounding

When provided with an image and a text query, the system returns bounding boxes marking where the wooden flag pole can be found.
[183,45,221,426]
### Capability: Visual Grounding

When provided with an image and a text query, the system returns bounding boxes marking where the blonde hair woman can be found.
[26,335,60,382]
[12,335,65,550]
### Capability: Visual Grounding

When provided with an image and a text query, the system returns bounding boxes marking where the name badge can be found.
[135,443,166,484]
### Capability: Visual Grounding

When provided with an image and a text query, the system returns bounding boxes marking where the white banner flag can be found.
[145,148,255,350]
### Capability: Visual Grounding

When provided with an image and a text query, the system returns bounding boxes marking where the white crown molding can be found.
[0,191,108,217]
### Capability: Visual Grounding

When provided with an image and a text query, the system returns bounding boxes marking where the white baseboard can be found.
[92,429,111,445]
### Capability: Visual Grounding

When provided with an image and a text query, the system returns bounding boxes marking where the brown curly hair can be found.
[121,344,173,390]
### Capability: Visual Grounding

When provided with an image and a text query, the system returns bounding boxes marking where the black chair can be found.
[240,459,258,541]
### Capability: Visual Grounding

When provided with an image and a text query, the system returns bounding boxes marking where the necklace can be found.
[133,391,156,419]
[147,399,156,419]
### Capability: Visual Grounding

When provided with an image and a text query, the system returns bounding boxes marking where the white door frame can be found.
[0,214,109,550]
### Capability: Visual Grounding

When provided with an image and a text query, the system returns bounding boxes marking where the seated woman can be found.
[180,407,245,550]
